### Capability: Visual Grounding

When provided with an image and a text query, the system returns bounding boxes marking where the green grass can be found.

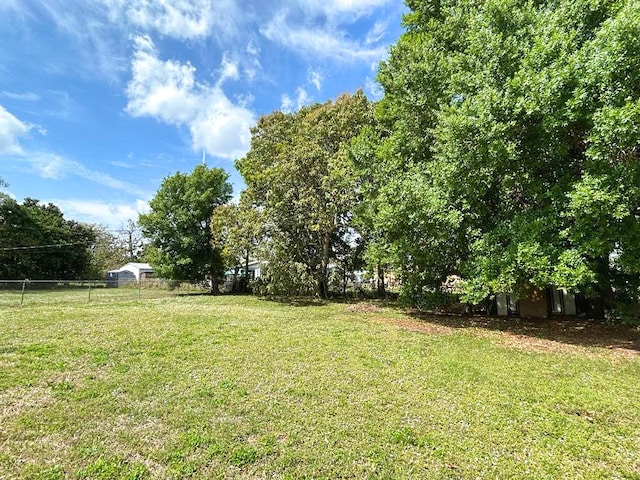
[0,294,639,479]
[0,284,207,308]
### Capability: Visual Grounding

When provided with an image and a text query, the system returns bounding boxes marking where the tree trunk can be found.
[343,266,347,299]
[377,262,386,298]
[318,231,332,299]
[232,266,239,293]
[210,265,219,295]
[244,253,250,293]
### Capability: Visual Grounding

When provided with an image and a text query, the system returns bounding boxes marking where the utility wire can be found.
[0,241,91,251]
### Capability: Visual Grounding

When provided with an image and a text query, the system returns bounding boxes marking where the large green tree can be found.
[0,197,96,279]
[138,165,232,290]
[368,0,639,315]
[236,91,374,298]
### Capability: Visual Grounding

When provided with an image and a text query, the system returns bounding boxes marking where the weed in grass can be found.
[388,426,419,446]
[228,445,259,467]
[75,456,148,480]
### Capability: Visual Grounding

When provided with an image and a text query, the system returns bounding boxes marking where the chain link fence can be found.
[0,279,210,307]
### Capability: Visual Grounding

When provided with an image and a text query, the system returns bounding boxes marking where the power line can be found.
[0,241,91,251]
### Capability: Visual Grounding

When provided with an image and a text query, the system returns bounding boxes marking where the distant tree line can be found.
[0,184,144,280]
[0,196,97,279]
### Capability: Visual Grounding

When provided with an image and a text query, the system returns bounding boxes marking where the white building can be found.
[106,262,154,287]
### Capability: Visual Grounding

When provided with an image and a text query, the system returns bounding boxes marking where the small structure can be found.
[495,287,586,318]
[106,262,154,287]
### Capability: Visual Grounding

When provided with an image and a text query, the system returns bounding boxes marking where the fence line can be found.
[0,279,207,307]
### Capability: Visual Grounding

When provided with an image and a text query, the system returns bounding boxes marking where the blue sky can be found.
[0,0,407,229]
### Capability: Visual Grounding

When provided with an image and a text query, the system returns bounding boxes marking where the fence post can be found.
[138,279,142,300]
[21,279,27,306]
[88,281,92,302]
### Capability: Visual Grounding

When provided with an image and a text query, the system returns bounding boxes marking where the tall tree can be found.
[367,0,638,315]
[138,165,232,291]
[236,91,374,298]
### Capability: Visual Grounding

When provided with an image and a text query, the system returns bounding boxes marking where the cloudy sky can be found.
[0,0,407,228]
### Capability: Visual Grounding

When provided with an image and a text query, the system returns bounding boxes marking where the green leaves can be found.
[368,0,640,314]
[139,165,232,285]
[0,198,97,280]
[237,92,374,298]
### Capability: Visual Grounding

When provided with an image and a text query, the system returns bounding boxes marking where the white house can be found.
[106,262,154,287]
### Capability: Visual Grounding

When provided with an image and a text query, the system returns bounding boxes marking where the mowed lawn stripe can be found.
[0,295,639,479]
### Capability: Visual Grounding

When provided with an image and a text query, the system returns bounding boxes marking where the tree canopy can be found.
[236,91,374,298]
[360,0,640,314]
[138,165,232,289]
[0,197,97,279]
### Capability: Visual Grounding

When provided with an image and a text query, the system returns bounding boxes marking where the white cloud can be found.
[246,40,260,57]
[236,93,255,108]
[261,13,388,63]
[31,153,65,179]
[0,105,35,156]
[365,20,387,44]
[51,198,149,229]
[126,36,199,124]
[0,91,41,102]
[126,0,214,39]
[281,94,293,113]
[125,35,256,160]
[189,96,254,161]
[27,152,146,197]
[280,87,312,113]
[103,0,242,41]
[295,0,392,21]
[1,1,243,84]
[365,76,384,100]
[307,68,323,91]
[217,53,240,86]
[296,88,310,109]
[110,160,135,169]
[244,41,262,81]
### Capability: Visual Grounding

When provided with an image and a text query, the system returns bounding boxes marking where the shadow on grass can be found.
[175,292,215,297]
[259,296,331,307]
[405,310,640,352]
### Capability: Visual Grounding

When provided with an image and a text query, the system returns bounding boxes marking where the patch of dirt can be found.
[374,316,454,336]
[363,308,640,357]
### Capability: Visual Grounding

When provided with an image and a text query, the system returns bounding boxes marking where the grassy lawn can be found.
[0,284,204,308]
[0,295,639,479]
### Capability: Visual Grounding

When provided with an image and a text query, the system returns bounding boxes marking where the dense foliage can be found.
[0,197,97,279]
[210,199,263,293]
[361,0,640,315]
[139,165,232,289]
[236,91,373,298]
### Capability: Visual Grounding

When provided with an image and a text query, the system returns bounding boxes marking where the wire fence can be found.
[0,279,210,307]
